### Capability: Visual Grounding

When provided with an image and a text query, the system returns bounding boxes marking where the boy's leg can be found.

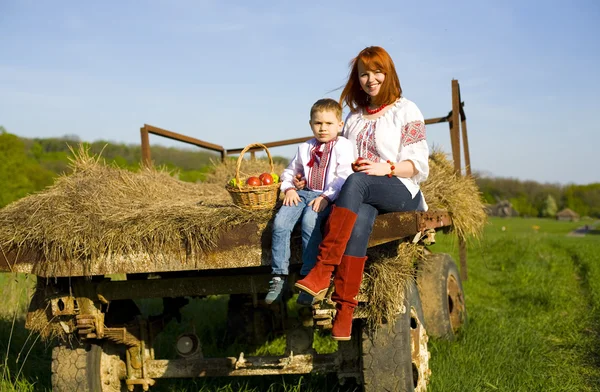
[267,197,306,304]
[299,199,332,275]
[296,192,331,306]
[271,202,305,275]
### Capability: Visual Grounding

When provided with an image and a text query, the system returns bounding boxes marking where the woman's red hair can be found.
[340,46,402,112]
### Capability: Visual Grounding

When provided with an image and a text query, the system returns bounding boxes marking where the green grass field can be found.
[1,217,599,391]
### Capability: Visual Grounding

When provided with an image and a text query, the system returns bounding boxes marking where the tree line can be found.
[476,176,600,218]
[1,127,598,217]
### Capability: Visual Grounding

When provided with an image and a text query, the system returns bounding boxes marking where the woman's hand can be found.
[354,159,391,176]
[354,159,418,178]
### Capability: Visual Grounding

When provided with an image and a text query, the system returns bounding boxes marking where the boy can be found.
[265,98,354,305]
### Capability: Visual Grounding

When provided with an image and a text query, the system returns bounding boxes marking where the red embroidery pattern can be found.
[356,122,380,161]
[402,121,426,146]
[308,140,333,191]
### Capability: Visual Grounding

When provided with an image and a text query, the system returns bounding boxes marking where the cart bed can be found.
[0,210,451,277]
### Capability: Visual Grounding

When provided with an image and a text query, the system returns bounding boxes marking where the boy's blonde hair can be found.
[310,98,343,121]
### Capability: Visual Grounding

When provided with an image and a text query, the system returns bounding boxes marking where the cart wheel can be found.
[361,280,430,391]
[417,253,467,339]
[51,342,126,392]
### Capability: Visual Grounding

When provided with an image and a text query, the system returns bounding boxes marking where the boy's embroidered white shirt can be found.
[280,137,354,201]
[343,97,430,210]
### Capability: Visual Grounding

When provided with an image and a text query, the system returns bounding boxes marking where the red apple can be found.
[259,172,274,185]
[352,157,367,172]
[246,176,261,186]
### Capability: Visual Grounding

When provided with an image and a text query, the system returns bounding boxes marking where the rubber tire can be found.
[361,280,429,392]
[417,253,467,339]
[51,343,125,392]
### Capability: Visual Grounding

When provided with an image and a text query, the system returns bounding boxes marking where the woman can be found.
[295,46,429,340]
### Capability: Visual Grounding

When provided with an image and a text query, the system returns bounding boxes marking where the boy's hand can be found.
[283,189,301,206]
[293,173,306,190]
[308,195,329,212]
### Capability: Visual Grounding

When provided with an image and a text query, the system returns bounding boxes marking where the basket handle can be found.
[234,143,275,189]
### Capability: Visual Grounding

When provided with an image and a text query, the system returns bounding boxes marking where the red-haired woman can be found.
[295,46,429,340]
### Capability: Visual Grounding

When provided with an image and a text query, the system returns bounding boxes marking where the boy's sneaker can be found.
[296,291,314,307]
[265,276,286,304]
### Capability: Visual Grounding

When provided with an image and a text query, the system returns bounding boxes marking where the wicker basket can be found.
[226,143,281,210]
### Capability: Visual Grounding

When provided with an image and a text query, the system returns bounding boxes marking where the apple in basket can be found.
[246,176,262,186]
[259,172,274,185]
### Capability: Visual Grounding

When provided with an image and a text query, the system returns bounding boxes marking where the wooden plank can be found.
[425,116,449,125]
[143,124,225,153]
[0,211,453,277]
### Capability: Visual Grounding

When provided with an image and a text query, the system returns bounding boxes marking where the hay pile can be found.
[422,150,487,241]
[0,147,283,276]
[357,242,426,329]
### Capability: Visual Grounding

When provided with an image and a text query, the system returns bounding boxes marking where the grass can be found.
[428,217,600,391]
[0,274,51,392]
[1,217,599,391]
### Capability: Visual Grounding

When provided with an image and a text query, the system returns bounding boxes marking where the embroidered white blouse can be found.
[343,97,430,210]
[280,137,354,202]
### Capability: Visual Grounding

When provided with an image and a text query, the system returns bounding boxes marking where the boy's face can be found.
[309,110,344,143]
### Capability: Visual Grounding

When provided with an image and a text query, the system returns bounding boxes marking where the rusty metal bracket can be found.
[416,211,452,232]
[104,327,141,347]
[75,312,104,339]
[125,378,156,392]
[50,295,78,316]
[313,298,336,330]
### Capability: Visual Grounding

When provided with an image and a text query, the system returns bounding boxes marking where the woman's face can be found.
[358,60,385,98]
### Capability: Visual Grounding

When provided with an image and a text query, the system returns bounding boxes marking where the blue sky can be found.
[1,0,599,184]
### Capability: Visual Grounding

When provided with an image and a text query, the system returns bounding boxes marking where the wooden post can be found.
[459,87,472,177]
[459,237,468,281]
[450,80,468,281]
[460,114,471,177]
[449,80,462,174]
[140,126,151,168]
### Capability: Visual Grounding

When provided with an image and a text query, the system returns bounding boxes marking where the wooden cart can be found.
[0,80,471,392]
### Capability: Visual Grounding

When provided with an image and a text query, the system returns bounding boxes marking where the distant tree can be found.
[563,184,600,218]
[0,130,35,207]
[540,194,558,217]
[509,195,538,217]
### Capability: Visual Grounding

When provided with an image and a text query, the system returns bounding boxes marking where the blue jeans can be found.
[271,190,332,276]
[335,172,425,257]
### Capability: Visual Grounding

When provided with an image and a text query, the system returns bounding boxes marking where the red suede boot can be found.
[331,255,367,341]
[295,206,358,298]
